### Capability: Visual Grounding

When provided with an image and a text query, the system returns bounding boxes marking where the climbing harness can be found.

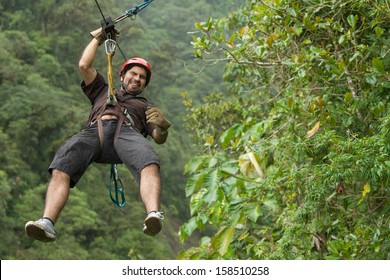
[93,0,155,207]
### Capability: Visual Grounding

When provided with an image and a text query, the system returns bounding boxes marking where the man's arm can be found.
[79,28,104,85]
[152,126,170,144]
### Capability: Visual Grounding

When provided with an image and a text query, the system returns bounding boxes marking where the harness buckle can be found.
[123,108,136,127]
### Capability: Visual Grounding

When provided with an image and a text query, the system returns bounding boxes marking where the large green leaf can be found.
[211,226,235,256]
[372,57,385,72]
[184,156,207,174]
[244,202,263,222]
[179,217,198,243]
[202,169,222,205]
[185,171,206,197]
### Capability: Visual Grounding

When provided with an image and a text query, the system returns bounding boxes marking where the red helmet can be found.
[120,57,152,86]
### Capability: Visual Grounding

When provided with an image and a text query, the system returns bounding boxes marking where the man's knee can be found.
[51,169,71,182]
[141,163,160,175]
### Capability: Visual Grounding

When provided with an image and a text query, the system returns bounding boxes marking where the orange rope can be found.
[107,52,115,99]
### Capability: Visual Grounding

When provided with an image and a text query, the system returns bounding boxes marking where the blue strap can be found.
[115,0,155,23]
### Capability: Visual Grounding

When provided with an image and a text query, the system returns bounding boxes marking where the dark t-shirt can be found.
[81,71,155,136]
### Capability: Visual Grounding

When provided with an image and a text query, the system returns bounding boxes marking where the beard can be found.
[121,80,144,95]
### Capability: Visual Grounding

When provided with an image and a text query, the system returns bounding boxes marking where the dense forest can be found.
[1,0,389,260]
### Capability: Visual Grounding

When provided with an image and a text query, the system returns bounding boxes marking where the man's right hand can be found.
[90,27,106,46]
[90,27,119,46]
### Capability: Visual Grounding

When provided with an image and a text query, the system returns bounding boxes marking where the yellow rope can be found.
[107,52,115,99]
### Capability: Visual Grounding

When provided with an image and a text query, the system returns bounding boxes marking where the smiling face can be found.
[121,66,147,95]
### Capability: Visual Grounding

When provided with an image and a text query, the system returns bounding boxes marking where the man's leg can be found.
[115,128,163,236]
[25,169,71,242]
[43,169,71,223]
[140,164,164,236]
[140,163,161,213]
[25,124,101,242]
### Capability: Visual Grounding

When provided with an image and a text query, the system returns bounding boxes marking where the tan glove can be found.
[90,27,119,46]
[146,107,171,132]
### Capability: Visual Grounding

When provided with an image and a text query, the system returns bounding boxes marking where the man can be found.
[25,27,171,242]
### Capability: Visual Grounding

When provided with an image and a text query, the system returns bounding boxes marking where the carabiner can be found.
[105,38,116,55]
[109,164,126,207]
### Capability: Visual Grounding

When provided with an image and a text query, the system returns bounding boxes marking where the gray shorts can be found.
[48,120,160,187]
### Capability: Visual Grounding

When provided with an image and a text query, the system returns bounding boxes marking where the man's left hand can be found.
[146,107,171,131]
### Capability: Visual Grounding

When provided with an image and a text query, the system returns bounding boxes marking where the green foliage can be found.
[179,0,389,260]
